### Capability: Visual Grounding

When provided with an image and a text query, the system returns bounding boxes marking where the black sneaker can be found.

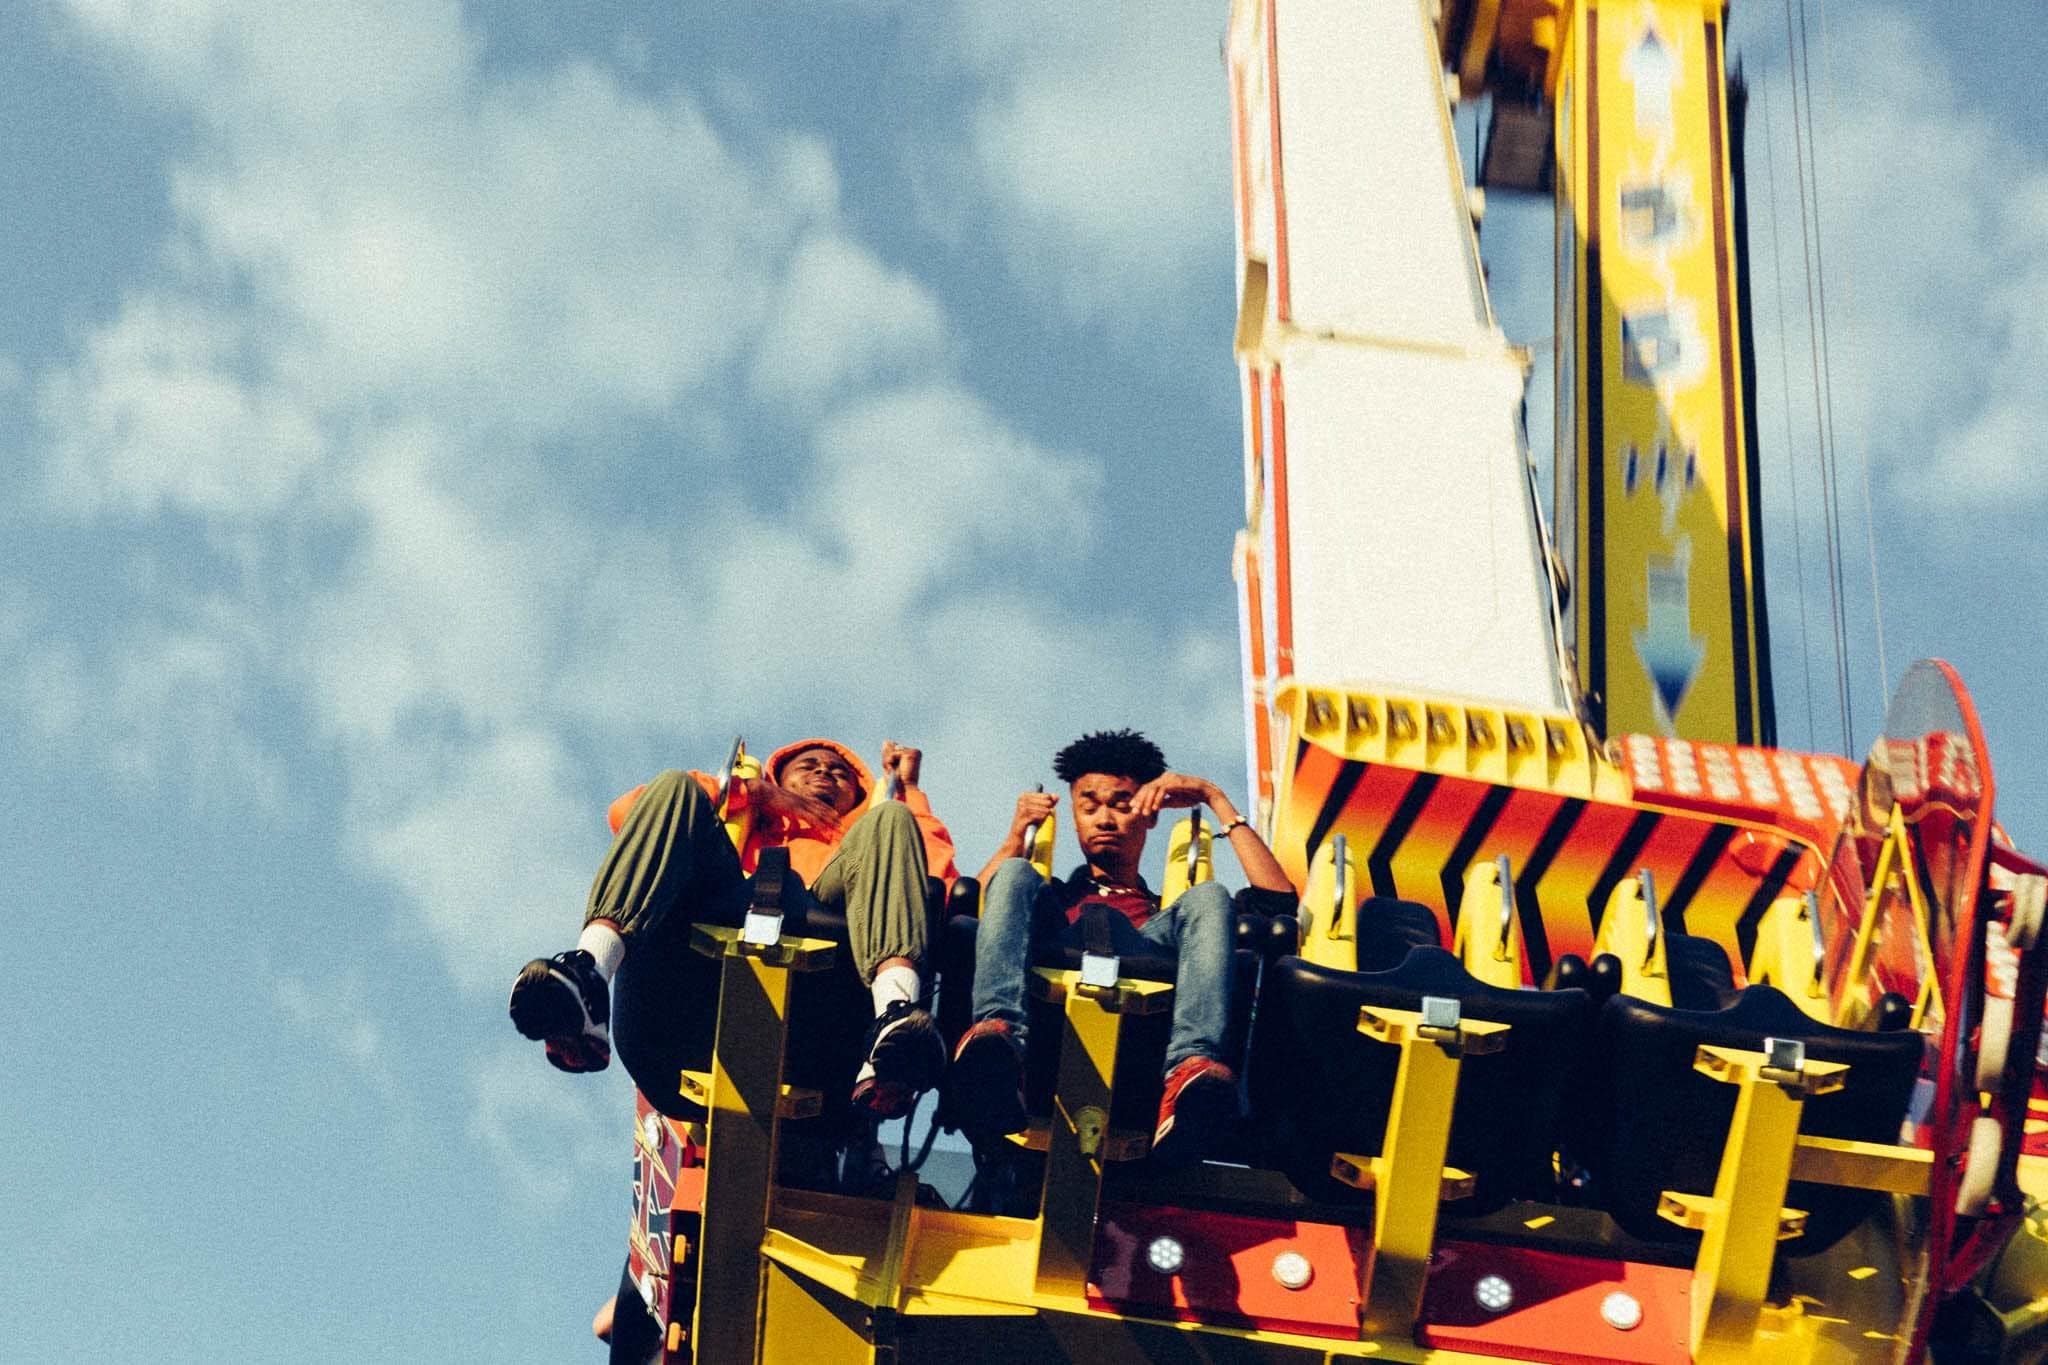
[945,1018,1027,1140]
[851,999,945,1118]
[508,949,612,1073]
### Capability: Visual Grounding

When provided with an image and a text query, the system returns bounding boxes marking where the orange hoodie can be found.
[605,738,960,888]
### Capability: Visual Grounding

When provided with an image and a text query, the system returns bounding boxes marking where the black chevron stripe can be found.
[1515,798,1585,983]
[1439,784,1513,930]
[1301,757,1366,871]
[1366,773,1440,900]
[1586,811,1664,932]
[1735,845,1804,964]
[1661,822,1737,937]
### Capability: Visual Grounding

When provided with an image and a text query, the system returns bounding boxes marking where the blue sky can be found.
[3,3,2043,1359]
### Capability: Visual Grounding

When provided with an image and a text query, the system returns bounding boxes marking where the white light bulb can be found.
[1145,1236,1186,1275]
[1600,1291,1643,1330]
[1473,1274,1514,1313]
[1271,1251,1313,1290]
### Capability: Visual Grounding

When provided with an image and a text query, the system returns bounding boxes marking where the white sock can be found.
[870,964,920,1017]
[578,922,626,982]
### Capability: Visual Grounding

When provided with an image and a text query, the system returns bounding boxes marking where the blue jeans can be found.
[969,859,1235,1074]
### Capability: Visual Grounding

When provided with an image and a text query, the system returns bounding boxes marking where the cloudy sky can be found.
[4,2,2043,1358]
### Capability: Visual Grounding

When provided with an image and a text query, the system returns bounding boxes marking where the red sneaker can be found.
[946,1019,1027,1138]
[1151,1056,1237,1164]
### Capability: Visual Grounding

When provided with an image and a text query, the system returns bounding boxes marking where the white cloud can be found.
[299,423,588,747]
[353,728,595,994]
[21,0,1255,1046]
[1746,8,2048,513]
[909,5,1231,324]
[747,234,951,410]
[38,296,325,518]
[9,609,288,815]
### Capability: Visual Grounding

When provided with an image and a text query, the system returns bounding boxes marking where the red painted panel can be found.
[1420,1241,1691,1364]
[1088,1202,1365,1339]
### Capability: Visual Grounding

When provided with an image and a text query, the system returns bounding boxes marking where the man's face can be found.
[1070,772,1153,867]
[779,746,863,815]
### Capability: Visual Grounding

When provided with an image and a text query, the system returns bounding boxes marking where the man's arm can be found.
[1132,773,1295,895]
[975,789,1060,887]
[883,740,961,884]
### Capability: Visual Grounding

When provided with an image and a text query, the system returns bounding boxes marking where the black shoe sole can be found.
[1152,1074,1237,1166]
[869,1010,946,1094]
[947,1035,1027,1137]
[509,959,584,1040]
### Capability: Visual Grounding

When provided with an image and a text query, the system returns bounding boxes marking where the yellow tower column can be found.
[1556,0,1771,743]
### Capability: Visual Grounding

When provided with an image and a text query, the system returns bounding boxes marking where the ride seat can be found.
[935,909,1261,1136]
[1589,985,1924,1254]
[1248,948,1595,1212]
[1353,895,1447,971]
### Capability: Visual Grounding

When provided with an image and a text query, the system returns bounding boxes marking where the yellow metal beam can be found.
[1277,681,1623,801]
[1030,968,1170,1302]
[1659,1042,1847,1362]
[1347,1002,1509,1337]
[688,924,836,1364]
[1789,1135,1935,1197]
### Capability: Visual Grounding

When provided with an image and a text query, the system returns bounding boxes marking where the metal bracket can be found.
[1695,1041,1847,1097]
[1073,1106,1108,1157]
[1658,1190,1810,1241]
[1360,998,1509,1056]
[1078,952,1121,993]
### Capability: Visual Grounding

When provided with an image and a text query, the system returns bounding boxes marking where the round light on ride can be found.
[1600,1290,1643,1331]
[1271,1251,1313,1290]
[1473,1274,1514,1313]
[1145,1236,1186,1275]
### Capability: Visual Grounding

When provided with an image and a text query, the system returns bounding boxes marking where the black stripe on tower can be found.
[1367,774,1440,900]
[1660,822,1738,936]
[1725,55,1777,746]
[1585,811,1664,932]
[1584,8,1608,735]
[1735,845,1805,963]
[1301,758,1366,871]
[1515,798,1586,983]
[1439,785,1513,930]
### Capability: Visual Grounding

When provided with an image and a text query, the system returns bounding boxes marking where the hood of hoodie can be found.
[765,738,874,811]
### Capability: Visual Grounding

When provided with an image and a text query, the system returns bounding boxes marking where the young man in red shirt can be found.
[952,730,1295,1161]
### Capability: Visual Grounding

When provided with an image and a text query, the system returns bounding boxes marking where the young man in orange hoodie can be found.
[509,738,960,1117]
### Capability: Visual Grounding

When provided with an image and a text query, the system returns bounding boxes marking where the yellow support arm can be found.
[1332,998,1509,1338]
[1591,868,1671,1004]
[1746,892,1831,1023]
[1301,833,1362,971]
[1455,853,1524,989]
[1657,1040,1847,1362]
[1159,809,1215,905]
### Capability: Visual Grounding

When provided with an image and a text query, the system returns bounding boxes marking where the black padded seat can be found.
[1248,948,1594,1212]
[1353,896,1446,971]
[1591,986,1925,1254]
[1663,932,1739,1011]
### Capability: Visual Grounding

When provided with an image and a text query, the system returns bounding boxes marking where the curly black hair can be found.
[1052,729,1167,785]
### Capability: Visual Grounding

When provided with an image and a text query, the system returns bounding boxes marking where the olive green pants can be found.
[584,768,931,983]
[585,770,933,1118]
